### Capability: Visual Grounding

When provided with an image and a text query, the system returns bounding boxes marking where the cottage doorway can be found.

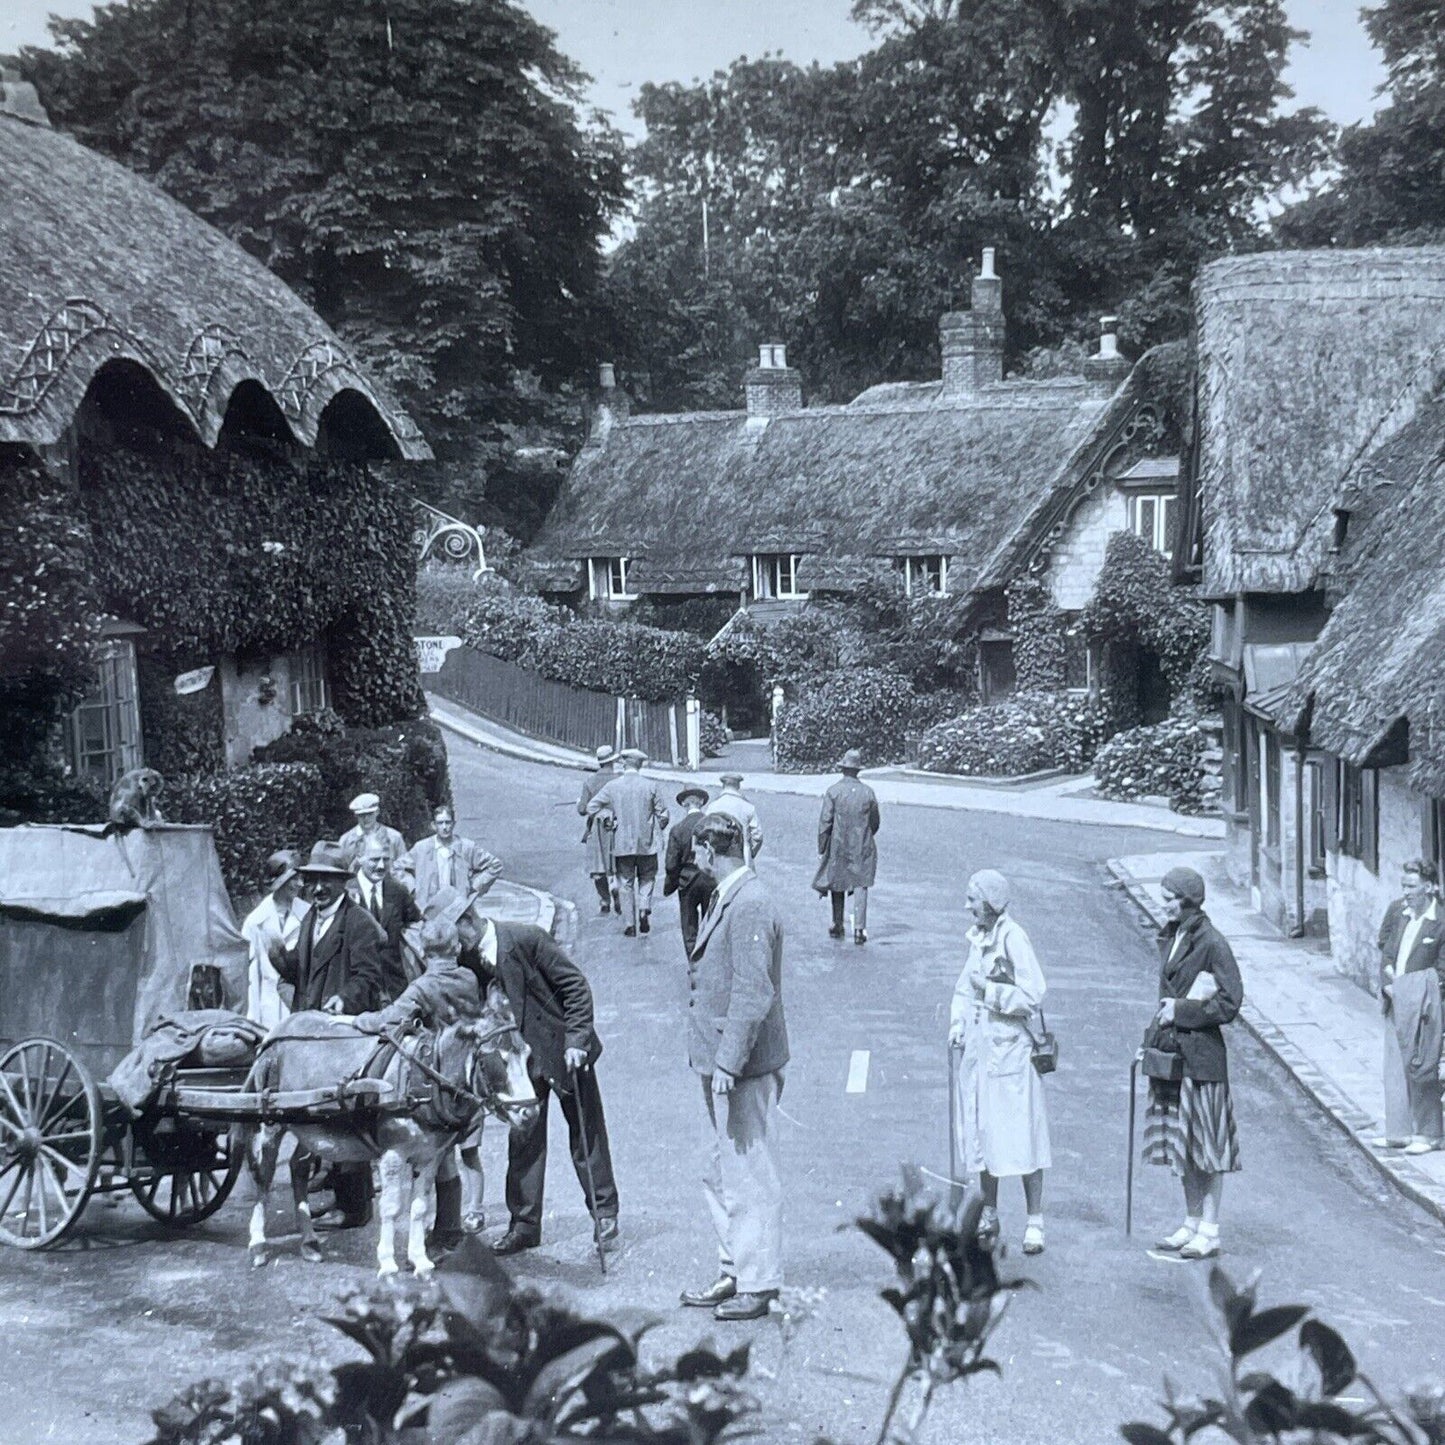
[1134,651,1171,726]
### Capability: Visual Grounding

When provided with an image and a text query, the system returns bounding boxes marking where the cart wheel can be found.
[130,1131,240,1227]
[0,1038,103,1249]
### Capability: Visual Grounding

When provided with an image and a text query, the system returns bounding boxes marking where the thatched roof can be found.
[531,378,1110,596]
[1286,391,1445,787]
[0,114,428,460]
[1196,248,1445,597]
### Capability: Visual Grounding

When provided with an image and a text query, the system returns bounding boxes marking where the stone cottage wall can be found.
[1047,486,1129,610]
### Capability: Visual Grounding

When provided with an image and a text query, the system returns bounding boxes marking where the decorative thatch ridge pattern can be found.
[0,116,429,459]
[1285,393,1445,790]
[1196,248,1445,597]
[530,376,1112,597]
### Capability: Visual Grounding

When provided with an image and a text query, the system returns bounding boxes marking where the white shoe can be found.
[1405,1139,1436,1156]
[1179,1231,1220,1260]
[1373,1136,1408,1150]
[1022,1222,1045,1255]
[1154,1225,1194,1252]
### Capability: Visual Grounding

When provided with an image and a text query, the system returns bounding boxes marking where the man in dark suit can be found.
[680,813,788,1322]
[664,785,715,958]
[444,904,620,1255]
[1376,859,1445,1153]
[355,834,422,1003]
[272,840,386,1226]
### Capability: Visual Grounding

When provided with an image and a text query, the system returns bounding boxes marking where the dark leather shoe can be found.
[490,1225,541,1256]
[595,1217,621,1252]
[639,912,651,934]
[426,1229,463,1258]
[828,924,845,939]
[714,1289,777,1321]
[599,902,611,915]
[680,1275,737,1308]
[623,925,637,937]
[854,930,868,945]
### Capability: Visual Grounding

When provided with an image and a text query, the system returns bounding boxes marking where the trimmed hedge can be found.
[916,692,1112,777]
[772,668,939,772]
[700,709,730,760]
[1092,714,1210,813]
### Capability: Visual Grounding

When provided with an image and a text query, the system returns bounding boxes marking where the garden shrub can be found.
[699,708,730,759]
[168,762,328,908]
[772,668,928,771]
[254,717,451,850]
[414,563,486,636]
[1093,713,1210,813]
[916,692,1112,777]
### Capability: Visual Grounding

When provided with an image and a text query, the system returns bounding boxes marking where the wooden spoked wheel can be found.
[0,1038,102,1249]
[130,1129,240,1227]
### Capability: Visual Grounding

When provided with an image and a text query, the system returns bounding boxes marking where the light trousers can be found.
[700,1070,783,1293]
[615,853,657,929]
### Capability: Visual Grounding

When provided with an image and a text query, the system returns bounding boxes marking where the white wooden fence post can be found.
[615,696,626,754]
[686,697,702,771]
[667,703,680,768]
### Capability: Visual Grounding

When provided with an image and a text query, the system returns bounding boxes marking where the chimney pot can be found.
[980,246,997,280]
[745,340,802,416]
[598,362,617,389]
[1083,317,1130,396]
[1097,318,1119,360]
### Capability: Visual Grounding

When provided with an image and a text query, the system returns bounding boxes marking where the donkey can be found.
[237,982,537,1276]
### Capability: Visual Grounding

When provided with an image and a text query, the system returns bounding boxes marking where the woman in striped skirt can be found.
[1142,866,1242,1261]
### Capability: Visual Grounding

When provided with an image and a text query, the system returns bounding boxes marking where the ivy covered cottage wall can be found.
[0,100,442,899]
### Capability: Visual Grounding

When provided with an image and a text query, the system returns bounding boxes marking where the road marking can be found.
[846,1050,870,1094]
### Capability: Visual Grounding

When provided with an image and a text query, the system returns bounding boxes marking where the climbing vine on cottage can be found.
[1005,574,1068,694]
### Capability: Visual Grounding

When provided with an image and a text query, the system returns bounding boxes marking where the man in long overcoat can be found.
[587,748,670,936]
[447,906,620,1256]
[664,785,716,958]
[812,749,880,944]
[681,814,788,1322]
[577,746,620,914]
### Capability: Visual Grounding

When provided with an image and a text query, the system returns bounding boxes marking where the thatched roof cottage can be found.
[0,79,431,815]
[1187,245,1445,980]
[529,253,1187,695]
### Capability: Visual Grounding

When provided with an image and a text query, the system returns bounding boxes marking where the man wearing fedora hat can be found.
[812,749,880,944]
[705,774,763,868]
[577,745,621,915]
[587,748,670,937]
[270,840,387,1227]
[241,849,309,1028]
[665,785,716,958]
[339,793,407,873]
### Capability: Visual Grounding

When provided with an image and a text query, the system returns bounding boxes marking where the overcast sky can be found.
[5,0,1386,135]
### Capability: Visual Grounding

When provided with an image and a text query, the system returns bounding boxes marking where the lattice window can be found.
[1127,491,1178,559]
[290,644,331,716]
[752,554,806,600]
[589,557,635,601]
[899,555,948,596]
[68,639,142,787]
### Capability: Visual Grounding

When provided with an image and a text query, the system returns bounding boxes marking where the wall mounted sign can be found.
[173,666,216,695]
[414,636,463,675]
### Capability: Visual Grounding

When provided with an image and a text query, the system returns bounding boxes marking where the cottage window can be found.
[290,644,331,716]
[67,638,142,788]
[1337,760,1379,871]
[900,555,948,596]
[1264,730,1282,850]
[1128,491,1177,559]
[752,554,806,601]
[1306,760,1327,876]
[588,556,636,601]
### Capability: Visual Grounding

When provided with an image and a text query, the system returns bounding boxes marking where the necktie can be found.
[370,884,383,921]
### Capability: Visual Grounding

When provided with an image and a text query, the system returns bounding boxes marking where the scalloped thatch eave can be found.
[0,116,429,460]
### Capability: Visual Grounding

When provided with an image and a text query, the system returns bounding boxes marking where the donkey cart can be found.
[0,823,271,1249]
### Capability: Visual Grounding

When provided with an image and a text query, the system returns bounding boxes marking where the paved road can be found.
[6,737,1445,1443]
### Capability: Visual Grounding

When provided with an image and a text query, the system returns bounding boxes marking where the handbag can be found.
[1140,1019,1184,1081]
[1023,1010,1058,1076]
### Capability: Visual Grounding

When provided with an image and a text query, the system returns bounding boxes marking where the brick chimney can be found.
[588,361,629,443]
[1083,316,1130,396]
[940,247,1005,397]
[744,341,802,417]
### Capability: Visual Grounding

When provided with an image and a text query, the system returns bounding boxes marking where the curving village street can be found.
[6,734,1445,1443]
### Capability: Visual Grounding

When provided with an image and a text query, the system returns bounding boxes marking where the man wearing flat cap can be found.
[241,849,309,1027]
[587,748,670,937]
[706,773,763,868]
[812,749,880,945]
[577,745,621,915]
[339,792,406,873]
[665,785,716,958]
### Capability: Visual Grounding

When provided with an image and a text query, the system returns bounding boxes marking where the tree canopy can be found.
[605,0,1332,411]
[20,0,626,534]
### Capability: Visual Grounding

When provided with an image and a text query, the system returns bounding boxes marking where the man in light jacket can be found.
[398,803,504,915]
[705,773,763,867]
[680,813,788,1322]
[587,748,670,937]
[1375,859,1445,1154]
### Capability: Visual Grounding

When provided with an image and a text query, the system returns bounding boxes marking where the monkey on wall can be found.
[107,767,166,830]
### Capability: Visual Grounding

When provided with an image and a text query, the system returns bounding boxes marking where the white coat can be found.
[950,913,1051,1178]
[241,892,309,1029]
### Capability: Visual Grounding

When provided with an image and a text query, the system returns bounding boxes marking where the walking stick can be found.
[947,1042,964,1209]
[571,1067,608,1276]
[1126,1058,1138,1237]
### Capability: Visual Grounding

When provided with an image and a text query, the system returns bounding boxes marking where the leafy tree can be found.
[20,0,626,534]
[1278,0,1445,246]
